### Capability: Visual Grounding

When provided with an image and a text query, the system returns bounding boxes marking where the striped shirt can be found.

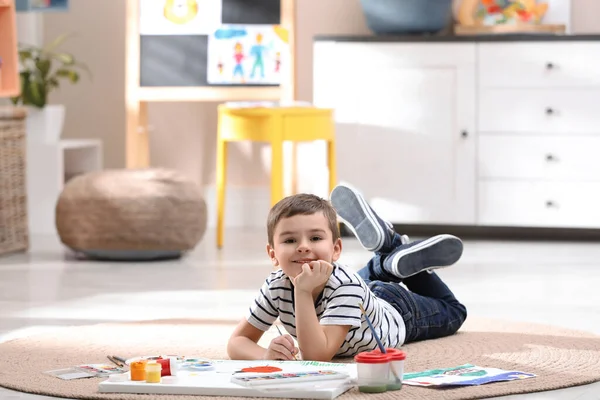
[247,263,406,357]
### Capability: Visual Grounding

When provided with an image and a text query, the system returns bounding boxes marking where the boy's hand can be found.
[263,334,299,360]
[293,260,333,293]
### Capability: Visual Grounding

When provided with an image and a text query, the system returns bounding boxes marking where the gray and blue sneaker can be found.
[383,234,463,279]
[330,183,395,252]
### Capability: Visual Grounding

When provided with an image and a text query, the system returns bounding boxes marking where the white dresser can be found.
[313,35,600,229]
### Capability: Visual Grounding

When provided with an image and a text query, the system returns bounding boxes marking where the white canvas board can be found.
[542,0,572,33]
[207,25,289,85]
[139,0,222,35]
[99,360,356,400]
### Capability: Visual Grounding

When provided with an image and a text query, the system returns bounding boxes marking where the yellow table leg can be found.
[271,139,284,207]
[216,137,227,248]
[328,138,337,195]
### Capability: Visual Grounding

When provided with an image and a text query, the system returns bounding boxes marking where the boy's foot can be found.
[383,234,463,279]
[330,183,394,252]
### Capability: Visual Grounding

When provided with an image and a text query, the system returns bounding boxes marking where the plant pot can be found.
[359,0,454,34]
[25,104,65,143]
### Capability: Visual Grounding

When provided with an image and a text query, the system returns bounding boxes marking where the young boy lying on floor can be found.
[227,184,467,362]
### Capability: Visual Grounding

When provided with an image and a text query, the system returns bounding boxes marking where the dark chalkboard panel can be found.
[221,0,280,25]
[140,0,281,87]
[140,35,209,87]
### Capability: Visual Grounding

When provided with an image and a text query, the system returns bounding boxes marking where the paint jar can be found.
[145,362,162,383]
[130,360,147,381]
[354,351,392,393]
[374,348,406,390]
[157,357,178,376]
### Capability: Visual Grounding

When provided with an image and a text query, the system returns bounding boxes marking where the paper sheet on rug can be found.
[403,363,536,387]
[45,364,127,380]
[99,359,355,400]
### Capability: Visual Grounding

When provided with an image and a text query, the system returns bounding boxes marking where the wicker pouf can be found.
[0,107,29,256]
[56,168,207,261]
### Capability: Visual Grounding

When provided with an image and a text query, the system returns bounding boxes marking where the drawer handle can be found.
[545,154,558,162]
[546,62,556,70]
[461,130,468,138]
[546,200,557,208]
[546,107,555,115]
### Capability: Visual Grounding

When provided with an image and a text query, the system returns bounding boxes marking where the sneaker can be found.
[383,234,463,279]
[330,183,394,252]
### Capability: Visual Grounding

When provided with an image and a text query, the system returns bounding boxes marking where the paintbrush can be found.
[358,303,401,383]
[106,355,125,368]
[275,324,300,360]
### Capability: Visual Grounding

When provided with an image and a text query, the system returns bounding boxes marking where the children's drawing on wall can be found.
[139,0,221,35]
[207,25,289,85]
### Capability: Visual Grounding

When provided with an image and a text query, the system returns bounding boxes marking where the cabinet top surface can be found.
[314,34,600,43]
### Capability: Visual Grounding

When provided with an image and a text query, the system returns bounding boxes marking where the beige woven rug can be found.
[0,318,599,400]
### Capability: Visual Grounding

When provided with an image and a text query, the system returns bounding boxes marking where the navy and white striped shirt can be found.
[246,263,406,357]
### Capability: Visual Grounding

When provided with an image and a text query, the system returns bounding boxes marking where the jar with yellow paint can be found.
[145,362,162,383]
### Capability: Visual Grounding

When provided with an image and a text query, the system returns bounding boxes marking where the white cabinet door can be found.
[314,42,476,225]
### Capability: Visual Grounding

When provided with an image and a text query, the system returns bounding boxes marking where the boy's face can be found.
[267,212,342,279]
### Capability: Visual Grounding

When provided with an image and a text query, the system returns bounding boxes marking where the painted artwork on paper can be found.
[475,0,549,25]
[207,25,289,85]
[139,0,222,35]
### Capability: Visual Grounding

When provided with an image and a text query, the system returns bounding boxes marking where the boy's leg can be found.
[369,273,467,343]
[382,235,463,279]
[331,183,463,277]
[330,183,396,253]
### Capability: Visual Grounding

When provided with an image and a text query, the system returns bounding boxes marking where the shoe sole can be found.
[391,234,463,278]
[331,185,384,252]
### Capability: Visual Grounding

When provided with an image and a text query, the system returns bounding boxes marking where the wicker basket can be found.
[0,107,29,255]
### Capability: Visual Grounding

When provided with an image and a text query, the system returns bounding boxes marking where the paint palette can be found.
[231,370,350,387]
[185,360,215,371]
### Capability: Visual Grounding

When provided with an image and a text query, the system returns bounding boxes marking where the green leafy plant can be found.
[10,33,91,108]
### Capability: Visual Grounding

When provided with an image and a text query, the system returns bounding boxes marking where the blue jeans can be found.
[357,233,467,344]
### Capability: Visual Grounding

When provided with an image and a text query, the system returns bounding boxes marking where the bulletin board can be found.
[138,0,287,87]
[125,0,296,168]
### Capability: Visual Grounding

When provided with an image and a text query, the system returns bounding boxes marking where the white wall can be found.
[13,0,600,228]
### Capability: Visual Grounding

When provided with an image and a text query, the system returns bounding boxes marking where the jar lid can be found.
[145,362,162,371]
[354,351,391,364]
[130,360,147,369]
[373,348,406,360]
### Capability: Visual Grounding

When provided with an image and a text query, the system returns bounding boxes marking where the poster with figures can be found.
[139,0,222,35]
[207,25,289,85]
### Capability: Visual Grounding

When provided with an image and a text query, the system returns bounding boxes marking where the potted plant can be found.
[10,33,90,143]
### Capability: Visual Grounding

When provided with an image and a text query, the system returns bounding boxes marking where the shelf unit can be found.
[27,139,103,235]
[125,0,297,168]
[15,0,68,12]
[0,0,20,97]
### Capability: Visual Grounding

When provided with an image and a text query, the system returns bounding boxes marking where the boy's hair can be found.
[267,193,340,247]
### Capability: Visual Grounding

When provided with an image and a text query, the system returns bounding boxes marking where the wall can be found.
[27,0,600,226]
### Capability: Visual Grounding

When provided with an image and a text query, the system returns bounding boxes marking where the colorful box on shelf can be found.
[0,0,20,97]
[15,0,68,12]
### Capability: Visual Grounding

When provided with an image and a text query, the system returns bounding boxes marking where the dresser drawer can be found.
[478,181,600,228]
[479,42,600,88]
[479,89,600,134]
[478,136,600,180]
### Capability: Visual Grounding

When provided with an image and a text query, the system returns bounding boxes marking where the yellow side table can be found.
[216,104,336,248]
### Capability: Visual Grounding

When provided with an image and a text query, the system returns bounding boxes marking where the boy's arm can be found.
[227,318,267,360]
[227,318,299,360]
[295,290,351,361]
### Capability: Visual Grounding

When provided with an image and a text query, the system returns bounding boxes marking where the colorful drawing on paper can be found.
[207,25,289,85]
[139,0,222,35]
[475,0,549,25]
